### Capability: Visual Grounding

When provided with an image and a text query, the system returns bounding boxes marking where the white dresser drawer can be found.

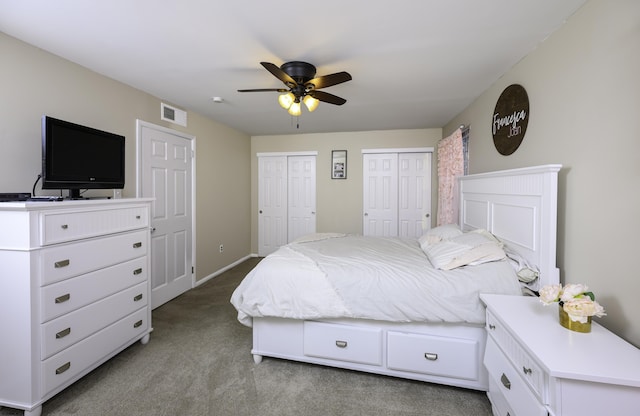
[41,281,148,359]
[303,321,382,365]
[487,375,515,416]
[40,229,148,285]
[484,337,547,416]
[41,256,147,323]
[486,310,545,400]
[41,307,149,397]
[40,206,149,245]
[387,331,479,380]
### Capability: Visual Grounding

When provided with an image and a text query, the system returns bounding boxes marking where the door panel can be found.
[363,153,398,236]
[258,156,287,256]
[139,122,193,309]
[288,156,316,242]
[399,153,432,238]
[363,152,431,238]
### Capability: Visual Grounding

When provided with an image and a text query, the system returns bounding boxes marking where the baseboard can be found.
[194,253,257,287]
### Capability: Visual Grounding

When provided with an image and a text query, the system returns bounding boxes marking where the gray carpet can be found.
[1,258,493,416]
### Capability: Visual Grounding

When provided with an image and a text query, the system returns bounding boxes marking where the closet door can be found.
[398,153,432,238]
[363,153,399,236]
[258,154,317,257]
[363,151,432,238]
[288,155,317,242]
[258,156,288,256]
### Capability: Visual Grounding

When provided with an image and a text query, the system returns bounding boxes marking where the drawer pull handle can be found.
[500,373,511,390]
[424,353,438,361]
[335,340,348,348]
[133,242,142,248]
[488,324,496,330]
[134,320,143,328]
[56,327,71,339]
[136,215,141,219]
[54,259,70,268]
[133,268,143,275]
[523,366,532,375]
[56,362,71,375]
[55,293,71,304]
[61,224,69,230]
[134,294,143,302]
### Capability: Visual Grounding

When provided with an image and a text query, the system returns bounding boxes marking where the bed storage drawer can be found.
[303,321,382,366]
[387,331,480,380]
[484,337,546,416]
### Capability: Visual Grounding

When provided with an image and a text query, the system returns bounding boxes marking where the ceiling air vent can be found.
[161,102,187,127]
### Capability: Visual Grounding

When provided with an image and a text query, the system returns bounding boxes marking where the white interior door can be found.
[288,155,316,242]
[398,153,432,238]
[363,153,398,236]
[138,121,194,309]
[258,156,287,256]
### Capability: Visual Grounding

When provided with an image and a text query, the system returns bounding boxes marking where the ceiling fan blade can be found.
[261,62,297,87]
[305,71,352,90]
[309,90,347,106]
[237,88,289,93]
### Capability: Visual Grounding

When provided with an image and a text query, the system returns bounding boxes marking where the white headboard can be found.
[458,164,562,289]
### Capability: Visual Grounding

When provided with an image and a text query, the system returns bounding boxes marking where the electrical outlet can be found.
[219,244,224,253]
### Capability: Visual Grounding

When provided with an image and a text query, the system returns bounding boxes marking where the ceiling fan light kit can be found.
[238,61,352,117]
[303,95,319,112]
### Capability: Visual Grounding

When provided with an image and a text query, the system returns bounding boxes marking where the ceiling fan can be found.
[237,61,352,116]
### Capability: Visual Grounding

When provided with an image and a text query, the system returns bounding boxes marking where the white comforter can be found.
[230,234,521,327]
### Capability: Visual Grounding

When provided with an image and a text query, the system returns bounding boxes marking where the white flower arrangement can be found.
[539,283,606,324]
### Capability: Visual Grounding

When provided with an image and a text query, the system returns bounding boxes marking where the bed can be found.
[231,164,561,391]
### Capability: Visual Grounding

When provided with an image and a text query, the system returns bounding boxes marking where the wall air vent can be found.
[161,102,187,127]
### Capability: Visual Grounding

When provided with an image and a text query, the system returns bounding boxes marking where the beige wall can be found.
[0,32,252,282]
[250,129,442,253]
[444,0,640,346]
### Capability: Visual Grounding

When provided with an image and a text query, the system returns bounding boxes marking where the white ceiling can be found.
[0,0,587,136]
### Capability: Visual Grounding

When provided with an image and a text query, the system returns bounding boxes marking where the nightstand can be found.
[480,294,640,416]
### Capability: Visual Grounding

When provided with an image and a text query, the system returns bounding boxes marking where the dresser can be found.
[480,294,640,416]
[0,199,153,416]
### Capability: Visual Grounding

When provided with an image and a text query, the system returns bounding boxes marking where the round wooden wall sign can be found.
[492,84,529,155]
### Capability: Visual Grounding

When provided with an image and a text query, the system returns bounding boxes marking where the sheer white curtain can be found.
[437,128,464,226]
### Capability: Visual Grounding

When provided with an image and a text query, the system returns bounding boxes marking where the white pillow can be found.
[418,224,463,248]
[423,229,506,270]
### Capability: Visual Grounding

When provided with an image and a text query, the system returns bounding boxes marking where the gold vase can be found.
[558,305,591,333]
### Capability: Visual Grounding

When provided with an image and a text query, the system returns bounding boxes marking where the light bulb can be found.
[303,95,320,112]
[288,101,302,116]
[278,92,294,109]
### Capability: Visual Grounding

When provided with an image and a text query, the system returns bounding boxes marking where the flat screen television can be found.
[42,116,125,199]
